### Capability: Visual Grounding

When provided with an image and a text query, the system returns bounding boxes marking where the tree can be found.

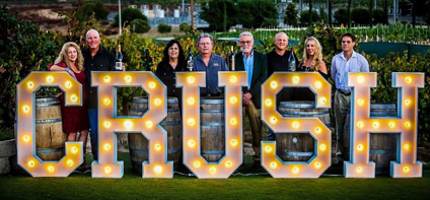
[347,0,352,27]
[308,0,313,25]
[415,0,430,25]
[351,8,371,25]
[0,7,63,129]
[115,7,148,26]
[372,9,387,24]
[319,7,328,24]
[236,0,277,28]
[200,0,277,31]
[411,0,416,27]
[199,0,237,32]
[158,23,172,33]
[179,23,193,33]
[130,19,150,33]
[334,8,348,25]
[285,3,299,26]
[300,10,320,26]
[425,1,430,25]
[327,0,333,26]
[368,0,373,27]
[383,0,388,24]
[76,0,108,21]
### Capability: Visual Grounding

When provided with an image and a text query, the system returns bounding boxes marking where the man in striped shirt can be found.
[331,33,369,160]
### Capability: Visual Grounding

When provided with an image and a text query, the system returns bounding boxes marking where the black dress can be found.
[155,61,186,97]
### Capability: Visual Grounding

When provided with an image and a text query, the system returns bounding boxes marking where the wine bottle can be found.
[187,52,193,71]
[230,46,235,71]
[288,48,297,72]
[115,44,124,70]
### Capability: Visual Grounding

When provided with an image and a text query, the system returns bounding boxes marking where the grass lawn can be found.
[1,153,429,200]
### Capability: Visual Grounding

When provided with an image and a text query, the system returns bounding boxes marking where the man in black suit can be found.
[234,31,268,166]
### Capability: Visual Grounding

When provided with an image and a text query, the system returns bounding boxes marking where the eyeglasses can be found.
[239,40,252,45]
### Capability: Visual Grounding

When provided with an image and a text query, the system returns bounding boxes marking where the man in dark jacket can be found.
[234,31,268,166]
[265,32,298,140]
[82,29,116,165]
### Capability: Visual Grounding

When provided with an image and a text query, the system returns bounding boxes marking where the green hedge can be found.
[158,23,172,33]
[130,18,150,33]
[367,53,430,143]
[0,6,63,130]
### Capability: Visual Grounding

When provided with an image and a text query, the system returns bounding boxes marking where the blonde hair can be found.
[55,42,84,71]
[302,36,323,71]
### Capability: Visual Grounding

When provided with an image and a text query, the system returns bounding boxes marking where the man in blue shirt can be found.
[192,33,229,96]
[234,31,267,170]
[331,33,369,160]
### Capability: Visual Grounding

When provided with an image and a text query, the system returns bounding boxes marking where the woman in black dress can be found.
[298,36,328,74]
[294,36,329,101]
[155,40,187,172]
[155,40,187,97]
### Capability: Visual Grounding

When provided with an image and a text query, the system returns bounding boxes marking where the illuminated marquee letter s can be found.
[261,72,332,178]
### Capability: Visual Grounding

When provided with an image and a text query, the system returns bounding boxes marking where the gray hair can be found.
[86,29,100,39]
[197,33,214,45]
[239,31,254,41]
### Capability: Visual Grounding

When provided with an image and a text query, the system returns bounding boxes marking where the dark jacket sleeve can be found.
[107,48,117,71]
[250,52,267,108]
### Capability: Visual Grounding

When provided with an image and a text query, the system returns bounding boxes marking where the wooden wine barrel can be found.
[370,103,397,175]
[128,97,181,173]
[200,97,225,162]
[276,101,331,161]
[35,97,66,161]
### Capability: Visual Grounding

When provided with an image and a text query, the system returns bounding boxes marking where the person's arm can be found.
[48,64,66,71]
[319,60,328,74]
[251,54,267,95]
[361,57,370,72]
[330,56,337,80]
[293,49,299,68]
[222,57,229,71]
[191,58,198,71]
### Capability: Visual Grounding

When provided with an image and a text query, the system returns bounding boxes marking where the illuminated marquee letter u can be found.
[261,72,332,178]
[177,72,247,178]
[91,71,172,178]
[345,72,424,178]
[17,72,84,177]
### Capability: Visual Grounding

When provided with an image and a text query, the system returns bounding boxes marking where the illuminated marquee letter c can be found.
[17,72,84,177]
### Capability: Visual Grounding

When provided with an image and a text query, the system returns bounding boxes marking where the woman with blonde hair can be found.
[49,42,90,172]
[299,36,328,74]
[293,37,329,100]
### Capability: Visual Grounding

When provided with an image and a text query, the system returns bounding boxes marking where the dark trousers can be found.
[245,101,262,160]
[334,90,351,160]
[88,108,98,161]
